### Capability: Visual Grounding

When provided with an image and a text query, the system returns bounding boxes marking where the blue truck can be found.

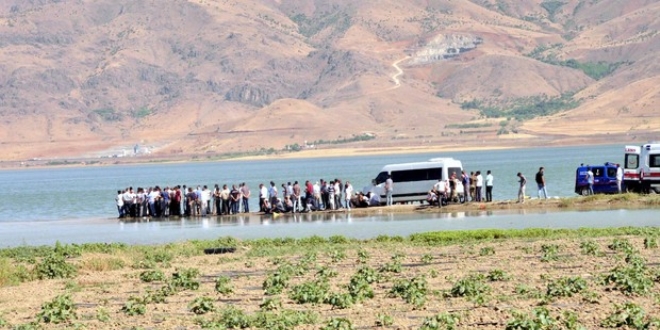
[575,162,622,195]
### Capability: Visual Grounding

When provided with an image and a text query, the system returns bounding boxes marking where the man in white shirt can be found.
[616,164,624,193]
[475,171,483,202]
[201,185,211,215]
[259,183,268,212]
[116,190,124,218]
[344,181,353,210]
[485,170,494,202]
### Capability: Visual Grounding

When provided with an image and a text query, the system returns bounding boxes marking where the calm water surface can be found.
[2,209,659,248]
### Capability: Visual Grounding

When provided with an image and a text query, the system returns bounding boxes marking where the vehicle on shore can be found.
[574,162,621,195]
[372,157,463,204]
[623,143,660,193]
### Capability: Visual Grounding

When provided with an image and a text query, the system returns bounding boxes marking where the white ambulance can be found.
[624,143,660,193]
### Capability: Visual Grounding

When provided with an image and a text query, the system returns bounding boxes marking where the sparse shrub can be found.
[421,253,434,264]
[546,276,587,298]
[316,266,338,279]
[139,269,165,282]
[375,313,394,327]
[263,270,290,295]
[580,241,601,256]
[389,275,428,308]
[540,244,561,262]
[189,296,216,315]
[602,264,653,295]
[290,280,330,304]
[169,267,200,291]
[329,250,347,263]
[601,302,658,329]
[37,294,77,324]
[450,274,490,297]
[34,253,77,280]
[260,297,282,311]
[608,239,634,253]
[506,307,555,330]
[643,237,658,249]
[479,246,495,256]
[121,296,146,316]
[486,269,511,281]
[214,275,234,295]
[325,292,354,309]
[420,312,460,330]
[357,249,370,264]
[321,317,354,330]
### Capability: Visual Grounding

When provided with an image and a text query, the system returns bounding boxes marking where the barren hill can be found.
[0,0,658,162]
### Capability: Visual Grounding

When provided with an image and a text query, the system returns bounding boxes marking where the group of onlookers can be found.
[114,184,250,219]
[427,170,496,206]
[114,179,361,218]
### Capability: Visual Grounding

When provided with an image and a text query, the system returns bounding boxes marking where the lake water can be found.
[1,144,659,247]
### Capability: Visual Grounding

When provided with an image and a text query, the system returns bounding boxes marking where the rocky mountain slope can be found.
[0,0,659,161]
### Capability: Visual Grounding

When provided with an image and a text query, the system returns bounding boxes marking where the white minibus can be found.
[371,158,463,204]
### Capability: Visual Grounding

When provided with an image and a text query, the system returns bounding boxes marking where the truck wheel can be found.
[581,187,589,196]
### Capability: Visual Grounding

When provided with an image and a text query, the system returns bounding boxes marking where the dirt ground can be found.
[1,196,660,329]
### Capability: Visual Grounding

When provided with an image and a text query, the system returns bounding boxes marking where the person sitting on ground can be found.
[369,192,381,206]
[427,190,438,206]
[283,196,294,213]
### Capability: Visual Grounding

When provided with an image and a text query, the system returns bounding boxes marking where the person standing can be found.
[616,164,624,193]
[586,167,594,195]
[475,171,483,202]
[385,174,394,206]
[344,181,353,211]
[259,183,268,212]
[213,184,221,215]
[230,184,240,214]
[116,190,124,218]
[517,172,527,203]
[485,170,494,202]
[241,183,250,213]
[536,167,548,199]
[469,171,477,202]
[461,171,470,202]
[292,181,301,212]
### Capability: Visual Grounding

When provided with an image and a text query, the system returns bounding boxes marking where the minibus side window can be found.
[375,172,388,185]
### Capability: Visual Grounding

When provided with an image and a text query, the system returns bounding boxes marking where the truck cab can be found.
[575,163,620,195]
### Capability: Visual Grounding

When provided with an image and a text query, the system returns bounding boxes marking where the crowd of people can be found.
[114,179,375,219]
[113,167,553,218]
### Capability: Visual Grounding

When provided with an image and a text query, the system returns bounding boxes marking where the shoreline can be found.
[0,140,619,170]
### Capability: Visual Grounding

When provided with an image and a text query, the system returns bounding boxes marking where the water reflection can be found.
[2,208,658,248]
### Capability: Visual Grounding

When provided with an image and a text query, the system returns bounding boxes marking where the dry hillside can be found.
[0,0,659,162]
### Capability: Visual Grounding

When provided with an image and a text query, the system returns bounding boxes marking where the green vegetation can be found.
[92,108,122,121]
[444,122,492,129]
[525,44,628,80]
[4,226,660,327]
[38,294,77,324]
[460,94,580,121]
[601,302,658,329]
[132,107,152,118]
[290,11,352,39]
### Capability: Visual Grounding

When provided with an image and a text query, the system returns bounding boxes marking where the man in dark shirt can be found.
[535,167,547,199]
